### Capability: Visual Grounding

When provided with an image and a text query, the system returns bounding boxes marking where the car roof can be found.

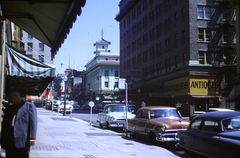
[140,106,177,110]
[105,104,127,107]
[194,111,240,120]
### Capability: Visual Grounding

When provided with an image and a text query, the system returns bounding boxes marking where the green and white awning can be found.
[6,44,55,78]
[5,44,56,96]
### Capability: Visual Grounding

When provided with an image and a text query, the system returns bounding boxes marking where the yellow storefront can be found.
[164,76,221,116]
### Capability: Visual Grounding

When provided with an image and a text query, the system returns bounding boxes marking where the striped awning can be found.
[6,44,55,78]
[5,44,56,96]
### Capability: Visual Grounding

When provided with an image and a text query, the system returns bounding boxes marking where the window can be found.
[182,7,185,21]
[27,42,33,51]
[199,51,212,64]
[200,120,219,132]
[28,34,33,39]
[39,55,44,62]
[105,70,109,76]
[174,12,178,26]
[198,6,211,19]
[174,33,178,47]
[115,71,119,77]
[39,43,44,51]
[156,42,162,56]
[114,82,118,88]
[105,82,109,88]
[175,55,178,68]
[156,4,162,18]
[198,28,211,42]
[182,52,186,65]
[190,119,202,130]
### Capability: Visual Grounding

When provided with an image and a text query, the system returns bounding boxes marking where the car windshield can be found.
[222,117,240,131]
[107,106,130,112]
[150,109,181,119]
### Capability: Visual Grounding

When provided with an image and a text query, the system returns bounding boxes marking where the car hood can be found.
[108,112,135,119]
[219,131,240,140]
[150,118,190,130]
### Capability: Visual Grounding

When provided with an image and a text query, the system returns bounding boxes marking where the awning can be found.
[0,0,86,59]
[5,44,56,96]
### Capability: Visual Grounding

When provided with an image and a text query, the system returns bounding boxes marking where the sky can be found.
[53,0,121,74]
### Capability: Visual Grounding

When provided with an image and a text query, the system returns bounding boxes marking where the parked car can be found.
[58,101,73,113]
[52,100,61,111]
[176,111,240,158]
[81,102,90,110]
[93,102,104,112]
[97,104,135,128]
[127,106,189,144]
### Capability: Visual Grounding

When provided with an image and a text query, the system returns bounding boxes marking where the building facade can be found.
[85,37,120,104]
[115,0,237,116]
[22,30,52,64]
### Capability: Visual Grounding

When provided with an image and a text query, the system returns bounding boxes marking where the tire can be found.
[99,122,103,128]
[106,122,110,129]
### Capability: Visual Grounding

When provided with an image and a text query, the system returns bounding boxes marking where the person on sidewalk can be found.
[1,88,37,158]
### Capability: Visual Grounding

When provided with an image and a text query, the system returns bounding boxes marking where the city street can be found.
[68,109,196,158]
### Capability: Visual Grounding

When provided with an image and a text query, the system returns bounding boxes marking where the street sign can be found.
[119,78,126,89]
[89,101,94,107]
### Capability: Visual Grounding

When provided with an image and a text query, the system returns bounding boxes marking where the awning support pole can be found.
[0,20,6,139]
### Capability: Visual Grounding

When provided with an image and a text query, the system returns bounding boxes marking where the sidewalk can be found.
[18,108,185,158]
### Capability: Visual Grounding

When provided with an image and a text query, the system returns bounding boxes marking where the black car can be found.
[176,111,240,158]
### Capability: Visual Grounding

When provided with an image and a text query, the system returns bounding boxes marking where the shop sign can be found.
[164,76,189,97]
[190,78,220,95]
[103,95,113,99]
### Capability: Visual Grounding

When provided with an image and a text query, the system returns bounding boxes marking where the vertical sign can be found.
[119,78,126,89]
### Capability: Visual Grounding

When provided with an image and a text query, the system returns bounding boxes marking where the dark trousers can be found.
[6,146,29,158]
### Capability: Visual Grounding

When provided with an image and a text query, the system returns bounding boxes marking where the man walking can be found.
[1,88,37,158]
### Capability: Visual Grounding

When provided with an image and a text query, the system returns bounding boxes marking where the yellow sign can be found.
[190,78,220,95]
[164,76,220,97]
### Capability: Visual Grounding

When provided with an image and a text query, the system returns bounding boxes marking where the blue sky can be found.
[53,0,121,74]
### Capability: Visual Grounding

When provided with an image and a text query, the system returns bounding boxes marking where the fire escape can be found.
[220,1,237,97]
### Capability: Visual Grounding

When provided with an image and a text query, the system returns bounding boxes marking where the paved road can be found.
[69,109,197,158]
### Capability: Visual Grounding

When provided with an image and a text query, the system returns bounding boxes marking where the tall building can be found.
[85,37,120,104]
[22,30,52,64]
[115,0,237,116]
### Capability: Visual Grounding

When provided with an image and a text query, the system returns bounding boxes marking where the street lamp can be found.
[63,76,67,116]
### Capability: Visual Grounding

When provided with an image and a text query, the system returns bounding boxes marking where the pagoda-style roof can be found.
[65,66,72,72]
[94,37,111,46]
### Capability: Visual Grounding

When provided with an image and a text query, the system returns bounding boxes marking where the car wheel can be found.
[149,133,157,145]
[130,131,136,138]
[99,122,103,128]
[106,122,110,129]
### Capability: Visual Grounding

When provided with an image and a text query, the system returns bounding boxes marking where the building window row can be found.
[122,8,186,43]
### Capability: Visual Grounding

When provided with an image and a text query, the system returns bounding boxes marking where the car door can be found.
[136,110,149,136]
[180,118,202,151]
[195,119,219,157]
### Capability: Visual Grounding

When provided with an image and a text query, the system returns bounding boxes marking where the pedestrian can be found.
[141,101,146,107]
[1,88,37,158]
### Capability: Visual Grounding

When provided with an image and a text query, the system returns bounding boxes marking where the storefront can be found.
[164,75,221,117]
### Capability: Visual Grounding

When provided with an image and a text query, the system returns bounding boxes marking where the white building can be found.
[22,30,52,64]
[85,37,120,103]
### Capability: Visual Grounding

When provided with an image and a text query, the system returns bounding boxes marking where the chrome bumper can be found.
[156,132,179,142]
[108,120,125,127]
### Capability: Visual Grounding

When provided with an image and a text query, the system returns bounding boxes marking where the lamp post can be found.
[63,76,67,116]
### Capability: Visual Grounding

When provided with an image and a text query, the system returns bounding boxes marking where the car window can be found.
[136,110,141,118]
[222,117,240,131]
[190,119,202,130]
[141,110,149,119]
[149,109,180,119]
[200,120,219,132]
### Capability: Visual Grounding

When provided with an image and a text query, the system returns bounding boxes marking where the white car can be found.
[58,101,73,113]
[97,104,135,128]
